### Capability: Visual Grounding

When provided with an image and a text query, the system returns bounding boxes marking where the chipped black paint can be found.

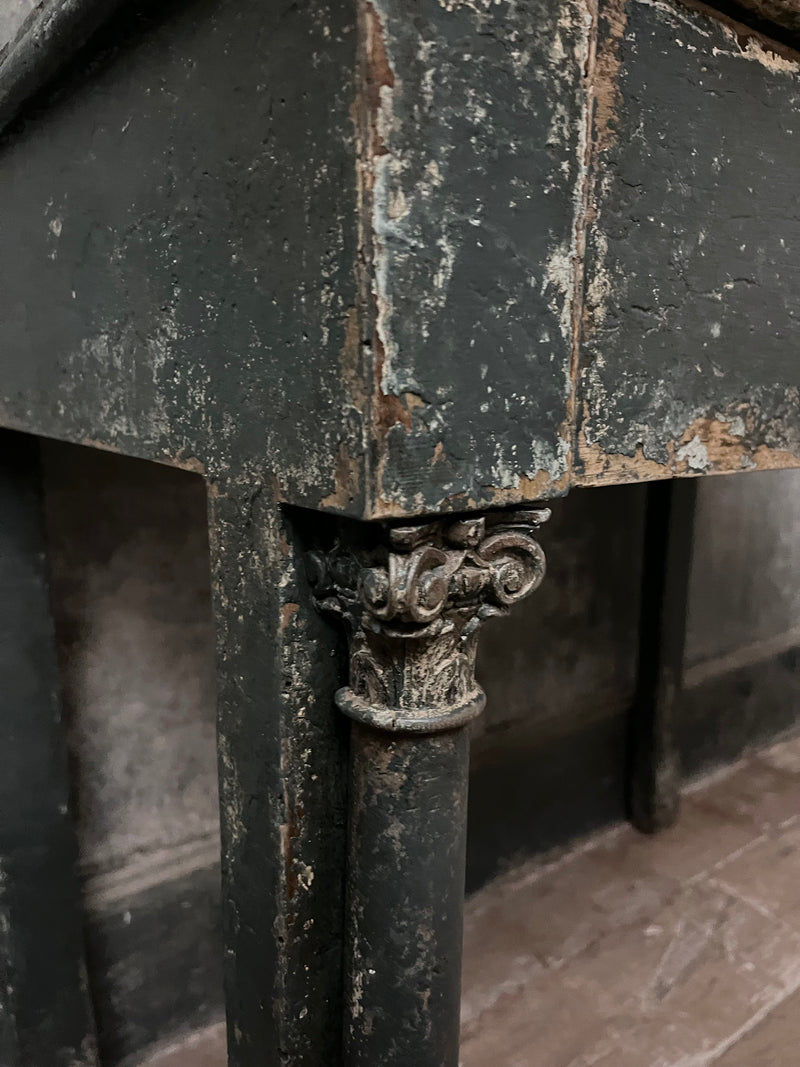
[0,0,363,512]
[305,505,549,1066]
[2,3,358,1062]
[5,0,800,510]
[6,0,800,1063]
[3,0,590,520]
[209,492,349,1066]
[362,0,587,514]
[578,0,800,479]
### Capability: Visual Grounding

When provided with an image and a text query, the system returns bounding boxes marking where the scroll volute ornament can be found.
[307,508,550,733]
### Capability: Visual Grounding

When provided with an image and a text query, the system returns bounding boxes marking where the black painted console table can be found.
[2,0,800,1062]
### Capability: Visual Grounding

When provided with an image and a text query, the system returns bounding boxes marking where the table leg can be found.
[628,479,697,833]
[344,724,470,1066]
[308,506,550,1066]
[209,490,349,1067]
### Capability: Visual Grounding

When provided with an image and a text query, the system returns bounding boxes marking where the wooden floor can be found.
[142,734,800,1067]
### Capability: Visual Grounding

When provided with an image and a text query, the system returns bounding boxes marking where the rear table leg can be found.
[628,479,697,833]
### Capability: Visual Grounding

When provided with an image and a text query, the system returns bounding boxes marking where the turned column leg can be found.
[308,506,550,1067]
[345,725,470,1065]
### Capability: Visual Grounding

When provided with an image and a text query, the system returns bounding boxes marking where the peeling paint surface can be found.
[4,0,800,516]
[360,0,590,514]
[577,0,800,485]
[5,3,800,1064]
[1,3,359,1064]
[345,725,469,1065]
[0,0,363,514]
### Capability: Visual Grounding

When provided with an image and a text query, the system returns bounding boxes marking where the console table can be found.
[1,0,799,1063]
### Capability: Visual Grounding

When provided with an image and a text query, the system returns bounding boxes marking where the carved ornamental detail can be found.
[307,508,550,733]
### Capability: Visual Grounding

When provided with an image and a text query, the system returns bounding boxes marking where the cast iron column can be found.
[308,506,549,1067]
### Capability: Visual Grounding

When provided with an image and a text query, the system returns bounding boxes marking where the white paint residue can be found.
[436,0,503,15]
[297,863,315,891]
[676,434,709,471]
[635,0,712,37]
[728,416,745,437]
[713,39,800,76]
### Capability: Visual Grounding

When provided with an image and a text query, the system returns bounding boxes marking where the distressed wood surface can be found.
[0,0,589,518]
[0,0,363,513]
[1,5,356,1065]
[3,0,800,513]
[3,5,800,1062]
[208,493,349,1067]
[357,0,588,514]
[577,0,800,486]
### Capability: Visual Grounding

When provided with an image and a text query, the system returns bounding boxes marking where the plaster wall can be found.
[687,470,800,666]
[42,443,219,888]
[0,0,36,45]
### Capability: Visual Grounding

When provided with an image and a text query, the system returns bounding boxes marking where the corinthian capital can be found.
[307,507,549,734]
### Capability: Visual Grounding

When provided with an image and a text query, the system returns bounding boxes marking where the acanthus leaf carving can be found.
[307,507,550,733]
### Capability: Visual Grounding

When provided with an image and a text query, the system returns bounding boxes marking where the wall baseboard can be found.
[680,644,800,778]
[85,861,223,1067]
